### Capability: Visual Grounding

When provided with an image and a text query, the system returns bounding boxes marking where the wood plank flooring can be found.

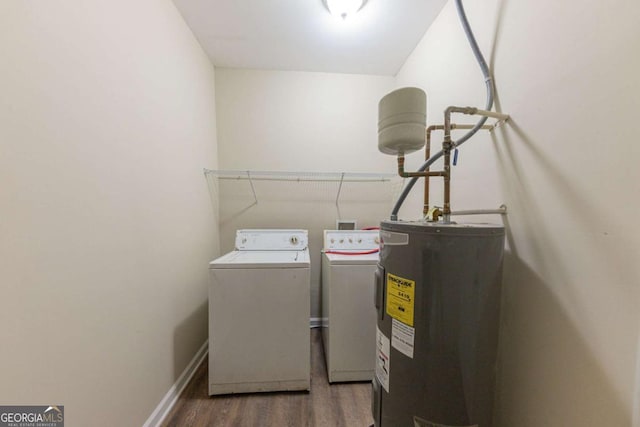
[161,329,374,427]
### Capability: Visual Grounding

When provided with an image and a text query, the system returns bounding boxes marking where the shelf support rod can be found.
[335,172,345,219]
[247,171,258,205]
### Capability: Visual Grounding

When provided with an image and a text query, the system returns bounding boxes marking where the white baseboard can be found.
[143,340,208,427]
[633,332,640,427]
[145,318,323,426]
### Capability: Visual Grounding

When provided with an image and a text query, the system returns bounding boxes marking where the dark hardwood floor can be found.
[161,329,374,427]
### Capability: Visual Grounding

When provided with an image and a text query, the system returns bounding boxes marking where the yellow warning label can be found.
[386,273,415,326]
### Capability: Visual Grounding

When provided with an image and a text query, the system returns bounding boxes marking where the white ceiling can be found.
[172,0,447,76]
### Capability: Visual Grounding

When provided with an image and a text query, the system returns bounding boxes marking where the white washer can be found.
[208,229,310,395]
[321,229,380,383]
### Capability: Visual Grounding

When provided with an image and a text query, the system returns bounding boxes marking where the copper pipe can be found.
[401,115,496,222]
[397,155,405,176]
[397,155,446,178]
[423,123,493,217]
[405,171,447,178]
[442,109,454,221]
[443,145,451,218]
[423,127,432,215]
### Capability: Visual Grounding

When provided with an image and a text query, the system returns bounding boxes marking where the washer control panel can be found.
[236,229,308,250]
[323,230,380,251]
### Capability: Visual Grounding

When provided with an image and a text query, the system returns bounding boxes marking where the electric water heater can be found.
[372,221,504,427]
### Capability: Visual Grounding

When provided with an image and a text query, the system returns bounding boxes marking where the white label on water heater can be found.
[376,327,390,393]
[391,318,415,359]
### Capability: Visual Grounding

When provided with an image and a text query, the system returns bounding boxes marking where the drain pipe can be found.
[450,205,507,216]
[441,107,509,222]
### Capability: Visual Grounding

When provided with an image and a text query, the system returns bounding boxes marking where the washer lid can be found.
[323,251,379,265]
[210,249,310,269]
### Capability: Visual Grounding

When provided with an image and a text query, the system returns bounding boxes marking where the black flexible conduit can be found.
[390,0,495,220]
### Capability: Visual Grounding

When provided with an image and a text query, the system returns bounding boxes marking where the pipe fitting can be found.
[397,155,406,177]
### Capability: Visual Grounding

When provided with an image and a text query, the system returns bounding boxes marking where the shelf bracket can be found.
[247,171,258,206]
[335,172,345,219]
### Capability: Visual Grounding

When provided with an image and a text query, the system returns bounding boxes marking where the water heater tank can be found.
[372,220,505,427]
[378,87,427,155]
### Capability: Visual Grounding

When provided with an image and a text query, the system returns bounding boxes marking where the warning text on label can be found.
[386,272,415,327]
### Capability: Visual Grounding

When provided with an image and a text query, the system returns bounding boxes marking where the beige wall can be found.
[396,0,640,425]
[0,1,219,426]
[214,69,397,318]
[4,0,636,424]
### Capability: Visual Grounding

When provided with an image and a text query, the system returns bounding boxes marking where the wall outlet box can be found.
[336,220,357,230]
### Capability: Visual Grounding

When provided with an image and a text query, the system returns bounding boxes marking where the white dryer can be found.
[321,229,380,383]
[208,229,310,395]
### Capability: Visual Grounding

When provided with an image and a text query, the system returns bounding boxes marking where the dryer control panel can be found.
[324,230,380,251]
[236,229,308,251]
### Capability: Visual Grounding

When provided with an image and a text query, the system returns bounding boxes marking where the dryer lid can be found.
[323,251,379,265]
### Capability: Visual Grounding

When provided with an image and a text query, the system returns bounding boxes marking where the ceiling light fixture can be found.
[322,0,368,21]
